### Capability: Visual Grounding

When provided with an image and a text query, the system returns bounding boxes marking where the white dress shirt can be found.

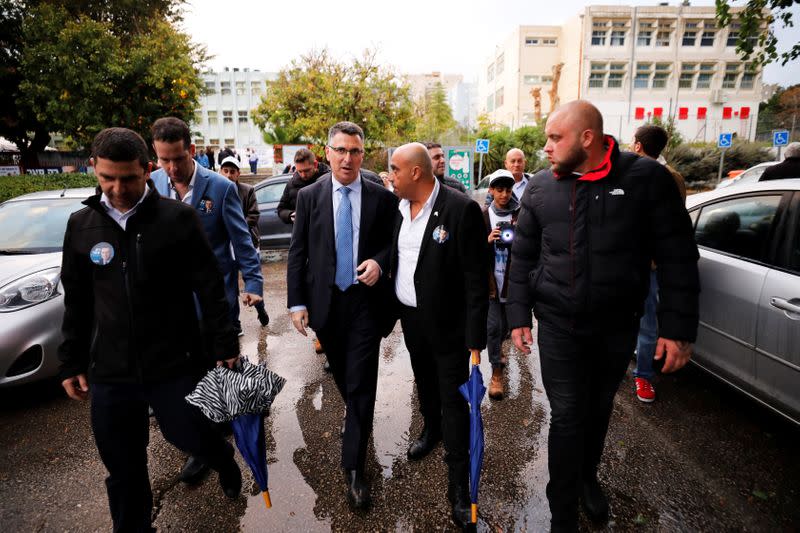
[99,184,150,230]
[332,174,362,285]
[512,175,528,200]
[168,161,198,204]
[395,179,440,308]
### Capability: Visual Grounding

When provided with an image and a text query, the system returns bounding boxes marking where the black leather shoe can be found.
[257,308,270,326]
[581,477,609,523]
[344,469,370,510]
[406,425,441,461]
[179,456,210,485]
[218,459,242,499]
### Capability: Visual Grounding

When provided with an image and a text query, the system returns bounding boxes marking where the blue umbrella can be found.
[186,358,286,508]
[458,350,485,526]
[232,412,273,507]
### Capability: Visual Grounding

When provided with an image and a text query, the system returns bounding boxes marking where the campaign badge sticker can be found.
[199,197,214,214]
[432,225,449,244]
[89,242,115,266]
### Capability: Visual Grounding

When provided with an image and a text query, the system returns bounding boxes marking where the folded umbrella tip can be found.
[263,490,272,508]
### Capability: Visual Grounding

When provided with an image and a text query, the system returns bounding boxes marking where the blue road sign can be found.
[718,133,733,149]
[773,130,789,147]
[475,139,490,154]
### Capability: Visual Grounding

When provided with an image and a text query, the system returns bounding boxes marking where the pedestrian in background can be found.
[58,127,242,532]
[761,142,800,180]
[219,156,270,328]
[507,100,699,532]
[287,122,398,510]
[389,142,488,529]
[482,169,520,400]
[484,147,532,206]
[206,146,216,171]
[248,149,259,175]
[195,150,210,169]
[425,142,468,195]
[629,124,688,403]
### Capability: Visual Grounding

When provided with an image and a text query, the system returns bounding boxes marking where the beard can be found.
[551,143,588,176]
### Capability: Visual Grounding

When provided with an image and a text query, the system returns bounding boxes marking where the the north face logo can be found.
[609,188,625,196]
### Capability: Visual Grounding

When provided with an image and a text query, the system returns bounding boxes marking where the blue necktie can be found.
[335,186,353,291]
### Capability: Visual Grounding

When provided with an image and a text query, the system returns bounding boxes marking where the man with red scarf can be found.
[506,100,699,532]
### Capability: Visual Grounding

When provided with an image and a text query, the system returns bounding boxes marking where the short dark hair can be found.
[327,121,364,144]
[294,148,316,164]
[424,142,442,150]
[151,117,192,150]
[91,128,150,169]
[634,125,669,158]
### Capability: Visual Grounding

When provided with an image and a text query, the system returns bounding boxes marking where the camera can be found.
[496,221,515,250]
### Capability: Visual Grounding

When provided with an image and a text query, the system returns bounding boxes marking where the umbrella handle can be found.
[470,349,480,366]
[262,490,272,508]
[471,503,477,523]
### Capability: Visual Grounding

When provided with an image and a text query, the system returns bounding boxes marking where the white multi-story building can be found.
[404,72,479,128]
[449,81,479,128]
[479,4,764,142]
[192,68,278,165]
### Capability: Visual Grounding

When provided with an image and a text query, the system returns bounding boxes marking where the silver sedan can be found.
[0,187,93,387]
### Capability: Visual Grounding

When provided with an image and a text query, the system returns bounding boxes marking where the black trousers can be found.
[90,374,235,533]
[316,285,380,472]
[537,319,638,531]
[400,304,469,486]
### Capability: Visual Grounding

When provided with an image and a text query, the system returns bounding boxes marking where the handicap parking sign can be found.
[717,133,733,149]
[475,139,490,154]
[773,130,789,147]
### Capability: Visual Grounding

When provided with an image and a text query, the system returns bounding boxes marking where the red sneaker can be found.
[634,377,656,403]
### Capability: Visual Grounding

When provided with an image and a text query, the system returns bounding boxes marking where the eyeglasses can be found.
[327,145,364,157]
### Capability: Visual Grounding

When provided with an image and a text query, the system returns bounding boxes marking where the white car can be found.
[0,188,94,387]
[715,161,779,189]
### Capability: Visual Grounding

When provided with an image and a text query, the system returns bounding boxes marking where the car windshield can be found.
[0,197,87,254]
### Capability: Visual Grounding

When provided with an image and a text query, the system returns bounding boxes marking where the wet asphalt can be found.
[0,254,798,532]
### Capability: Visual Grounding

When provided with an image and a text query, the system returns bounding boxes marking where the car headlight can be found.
[0,267,61,312]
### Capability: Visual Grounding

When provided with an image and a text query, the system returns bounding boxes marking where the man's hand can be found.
[356,259,381,287]
[217,356,239,369]
[241,292,263,307]
[654,338,692,373]
[290,212,296,222]
[512,327,533,354]
[488,228,501,244]
[62,374,89,401]
[291,309,309,336]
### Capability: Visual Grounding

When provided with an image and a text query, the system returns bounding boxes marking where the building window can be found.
[656,30,671,46]
[607,72,624,88]
[700,30,715,46]
[679,63,696,89]
[740,71,755,89]
[209,138,219,147]
[524,75,541,84]
[495,87,504,107]
[251,81,262,96]
[696,73,713,89]
[224,138,234,147]
[525,37,539,46]
[588,62,606,88]
[486,95,494,112]
[727,23,740,46]
[220,81,231,95]
[496,54,504,75]
[637,30,652,46]
[722,63,740,89]
[634,62,652,89]
[542,38,557,45]
[223,110,233,124]
[238,110,248,123]
[592,30,607,45]
[235,81,246,96]
[487,63,494,82]
[610,30,626,46]
[652,62,671,89]
[207,111,218,126]
[682,31,696,46]
[205,81,216,95]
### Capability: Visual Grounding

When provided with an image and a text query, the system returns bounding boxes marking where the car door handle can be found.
[770,297,800,318]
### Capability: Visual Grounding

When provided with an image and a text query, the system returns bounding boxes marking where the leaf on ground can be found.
[752,489,769,501]
[634,513,647,525]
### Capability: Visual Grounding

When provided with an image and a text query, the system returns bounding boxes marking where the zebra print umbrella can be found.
[185,358,286,423]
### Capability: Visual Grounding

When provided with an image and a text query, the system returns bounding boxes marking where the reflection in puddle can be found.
[311,385,323,411]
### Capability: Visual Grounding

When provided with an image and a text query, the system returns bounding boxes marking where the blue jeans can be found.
[635,270,658,381]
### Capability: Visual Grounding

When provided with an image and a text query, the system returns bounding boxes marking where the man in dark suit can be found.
[761,142,800,181]
[389,143,488,529]
[286,121,398,510]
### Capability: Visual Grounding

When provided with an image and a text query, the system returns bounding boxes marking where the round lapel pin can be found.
[432,225,449,244]
[89,242,115,266]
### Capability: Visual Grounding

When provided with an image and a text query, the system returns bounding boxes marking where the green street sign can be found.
[444,146,473,190]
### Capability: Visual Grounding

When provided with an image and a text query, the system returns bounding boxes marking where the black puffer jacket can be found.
[277,163,330,223]
[506,137,700,341]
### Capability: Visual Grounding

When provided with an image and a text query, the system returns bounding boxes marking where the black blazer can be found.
[287,173,398,333]
[390,183,489,352]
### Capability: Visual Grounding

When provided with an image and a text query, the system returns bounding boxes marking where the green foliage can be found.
[1,0,204,155]
[468,125,548,176]
[715,0,800,67]
[0,173,97,203]
[414,83,457,142]
[252,49,416,155]
[666,141,773,185]
[261,125,305,145]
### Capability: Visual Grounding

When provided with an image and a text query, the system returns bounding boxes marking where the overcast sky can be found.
[180,0,799,86]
